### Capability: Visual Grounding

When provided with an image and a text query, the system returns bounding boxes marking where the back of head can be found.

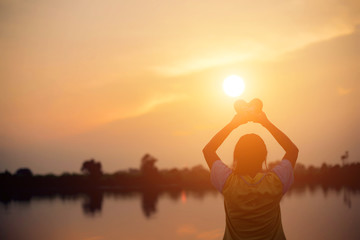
[233,133,267,175]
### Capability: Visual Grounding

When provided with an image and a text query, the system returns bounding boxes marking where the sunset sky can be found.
[1,0,359,174]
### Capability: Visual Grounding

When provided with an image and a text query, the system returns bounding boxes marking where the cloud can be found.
[151,53,253,77]
[148,0,360,76]
[337,87,353,96]
[104,93,188,123]
[2,0,359,78]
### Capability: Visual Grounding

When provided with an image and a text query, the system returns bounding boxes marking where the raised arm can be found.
[254,112,299,167]
[202,114,248,169]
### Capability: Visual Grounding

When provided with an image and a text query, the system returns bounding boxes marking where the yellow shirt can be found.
[222,172,285,240]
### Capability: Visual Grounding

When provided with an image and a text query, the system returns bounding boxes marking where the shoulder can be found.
[210,160,232,193]
[271,159,294,194]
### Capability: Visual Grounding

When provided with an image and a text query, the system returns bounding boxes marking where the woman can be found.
[202,107,298,240]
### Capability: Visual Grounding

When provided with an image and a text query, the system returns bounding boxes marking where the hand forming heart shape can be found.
[234,98,263,119]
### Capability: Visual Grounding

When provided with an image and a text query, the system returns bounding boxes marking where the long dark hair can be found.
[233,133,268,175]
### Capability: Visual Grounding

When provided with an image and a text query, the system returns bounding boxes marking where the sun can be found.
[223,75,245,97]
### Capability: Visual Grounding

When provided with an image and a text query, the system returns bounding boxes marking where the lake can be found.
[1,187,359,240]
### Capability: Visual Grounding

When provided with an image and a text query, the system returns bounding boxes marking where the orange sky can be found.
[0,0,359,173]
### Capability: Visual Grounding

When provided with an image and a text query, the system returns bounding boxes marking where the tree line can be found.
[1,154,360,193]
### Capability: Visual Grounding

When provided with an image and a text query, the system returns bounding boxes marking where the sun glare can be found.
[223,75,245,97]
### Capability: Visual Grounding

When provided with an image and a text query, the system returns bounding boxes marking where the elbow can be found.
[290,146,299,157]
[293,146,299,155]
[288,143,299,154]
[203,143,211,152]
[202,146,209,155]
[289,146,299,160]
[202,145,214,156]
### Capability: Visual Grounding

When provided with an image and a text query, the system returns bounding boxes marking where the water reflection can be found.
[344,188,352,208]
[141,189,159,218]
[82,191,103,216]
[0,186,358,217]
[1,187,360,240]
[285,185,358,209]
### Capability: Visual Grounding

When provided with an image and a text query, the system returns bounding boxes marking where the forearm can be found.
[203,123,235,152]
[202,123,236,169]
[263,120,299,167]
[202,114,247,169]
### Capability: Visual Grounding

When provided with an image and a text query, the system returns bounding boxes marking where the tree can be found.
[140,154,159,182]
[15,168,33,177]
[81,159,102,178]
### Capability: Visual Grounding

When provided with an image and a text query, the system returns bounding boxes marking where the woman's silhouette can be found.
[203,103,298,240]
